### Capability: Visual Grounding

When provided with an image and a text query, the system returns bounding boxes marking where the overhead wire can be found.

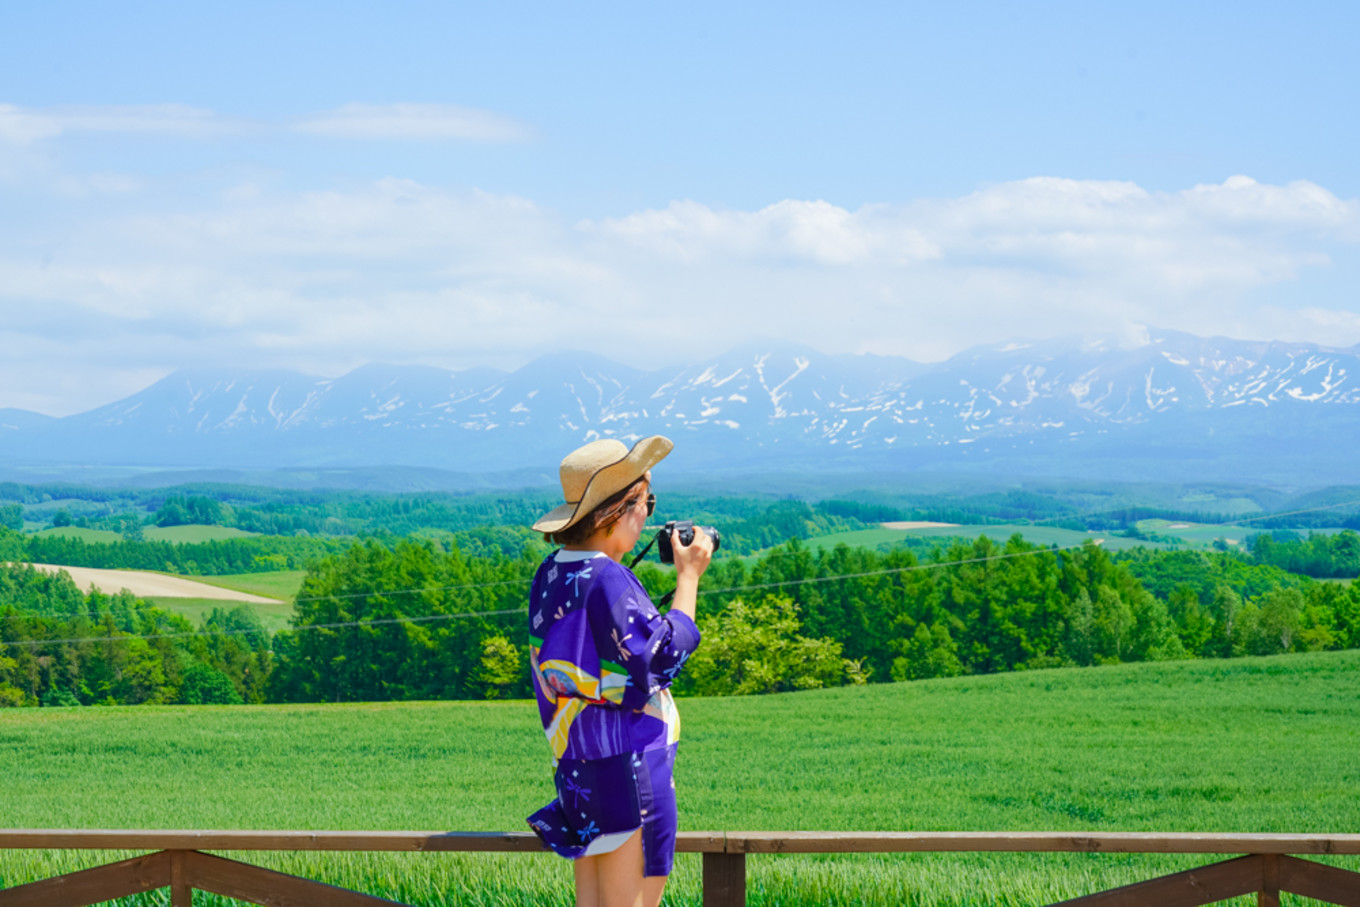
[0,608,524,648]
[3,497,1357,646]
[0,574,530,622]
[1026,497,1360,530]
[0,540,1101,647]
[1200,500,1360,527]
[694,542,1092,598]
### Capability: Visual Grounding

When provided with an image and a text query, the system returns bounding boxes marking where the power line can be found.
[0,574,533,622]
[4,495,1357,642]
[0,608,524,648]
[697,542,1092,597]
[1027,498,1360,530]
[2,534,1075,625]
[0,541,1099,647]
[1202,501,1360,527]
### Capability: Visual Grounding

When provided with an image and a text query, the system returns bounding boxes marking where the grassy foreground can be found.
[2,652,1358,905]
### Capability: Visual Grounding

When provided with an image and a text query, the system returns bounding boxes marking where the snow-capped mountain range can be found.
[4,329,1359,484]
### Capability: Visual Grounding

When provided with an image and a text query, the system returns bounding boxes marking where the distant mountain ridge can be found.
[3,329,1358,485]
[0,409,57,433]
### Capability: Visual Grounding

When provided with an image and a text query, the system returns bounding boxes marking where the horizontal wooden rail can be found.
[4,829,1360,854]
[2,830,1358,907]
[718,831,1360,855]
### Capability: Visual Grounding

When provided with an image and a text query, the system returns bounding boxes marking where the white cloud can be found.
[0,103,245,144]
[293,103,532,142]
[589,176,1355,288]
[1,174,1357,414]
[1185,175,1354,228]
[592,199,939,265]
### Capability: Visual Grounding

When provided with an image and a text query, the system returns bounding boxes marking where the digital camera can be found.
[656,520,721,563]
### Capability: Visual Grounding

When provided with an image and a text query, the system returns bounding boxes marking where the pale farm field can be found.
[21,563,283,604]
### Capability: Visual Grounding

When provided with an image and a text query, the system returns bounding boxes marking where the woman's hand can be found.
[671,527,713,581]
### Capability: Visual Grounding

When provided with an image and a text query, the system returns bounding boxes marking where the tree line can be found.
[0,528,341,575]
[1247,529,1360,578]
[5,485,869,556]
[0,563,270,707]
[664,536,1359,690]
[3,530,1357,707]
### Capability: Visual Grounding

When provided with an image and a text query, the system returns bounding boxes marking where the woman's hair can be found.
[544,476,649,547]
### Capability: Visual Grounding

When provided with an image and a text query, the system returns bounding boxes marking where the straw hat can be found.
[532,435,673,534]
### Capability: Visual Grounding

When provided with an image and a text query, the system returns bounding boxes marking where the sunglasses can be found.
[640,493,656,516]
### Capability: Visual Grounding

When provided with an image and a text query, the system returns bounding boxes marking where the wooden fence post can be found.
[702,852,745,907]
[169,851,192,907]
[1259,853,1280,907]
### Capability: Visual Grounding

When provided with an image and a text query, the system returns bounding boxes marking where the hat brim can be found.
[532,435,673,534]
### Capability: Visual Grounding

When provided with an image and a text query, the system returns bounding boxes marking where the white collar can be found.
[554,548,609,563]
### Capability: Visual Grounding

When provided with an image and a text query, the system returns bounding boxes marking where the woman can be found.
[526,435,712,907]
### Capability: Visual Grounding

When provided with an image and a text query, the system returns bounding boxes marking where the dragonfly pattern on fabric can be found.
[526,550,704,867]
[611,628,634,662]
[562,777,592,809]
[660,649,690,680]
[528,550,700,762]
[565,566,593,596]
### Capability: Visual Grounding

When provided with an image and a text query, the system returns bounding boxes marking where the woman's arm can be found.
[667,526,713,622]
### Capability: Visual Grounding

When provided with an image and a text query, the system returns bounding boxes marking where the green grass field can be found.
[29,524,255,544]
[143,524,258,543]
[2,651,1357,905]
[151,571,305,631]
[803,521,1356,558]
[1134,519,1255,548]
[31,526,124,544]
[144,596,297,632]
[801,524,1167,555]
[174,570,308,601]
[1137,520,1351,550]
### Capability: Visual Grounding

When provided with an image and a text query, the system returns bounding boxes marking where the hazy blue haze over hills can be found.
[3,329,1359,487]
[0,409,57,432]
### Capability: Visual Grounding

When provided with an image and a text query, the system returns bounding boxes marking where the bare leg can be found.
[572,829,669,907]
[574,852,601,907]
[641,873,668,907]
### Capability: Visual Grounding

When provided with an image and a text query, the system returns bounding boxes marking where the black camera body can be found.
[657,520,721,563]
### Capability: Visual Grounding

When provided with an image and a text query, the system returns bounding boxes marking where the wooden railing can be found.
[1,829,1358,906]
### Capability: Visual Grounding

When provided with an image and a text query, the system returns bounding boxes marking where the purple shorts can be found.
[527,744,679,877]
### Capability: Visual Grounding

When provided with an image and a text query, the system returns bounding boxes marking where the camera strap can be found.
[629,531,677,609]
[627,532,661,570]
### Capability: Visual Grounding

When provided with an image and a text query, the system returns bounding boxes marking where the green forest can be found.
[9,478,1360,543]
[2,479,1359,708]
[2,519,1358,708]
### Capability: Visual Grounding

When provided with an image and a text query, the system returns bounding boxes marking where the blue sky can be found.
[2,1,1357,415]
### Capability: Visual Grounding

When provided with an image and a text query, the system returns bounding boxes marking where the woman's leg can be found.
[641,873,668,907]
[573,852,601,907]
[572,829,669,907]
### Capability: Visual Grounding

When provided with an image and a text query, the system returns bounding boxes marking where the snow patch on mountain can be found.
[6,330,1360,478]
